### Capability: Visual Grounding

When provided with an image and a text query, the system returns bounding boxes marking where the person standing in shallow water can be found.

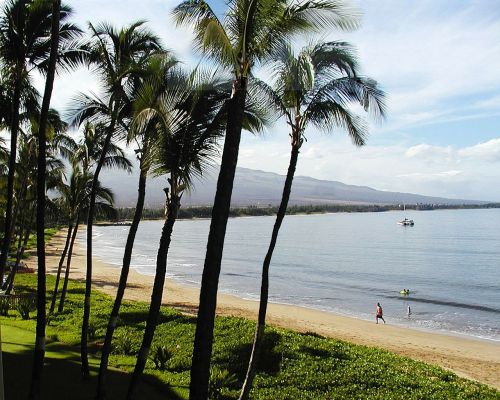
[376,302,385,324]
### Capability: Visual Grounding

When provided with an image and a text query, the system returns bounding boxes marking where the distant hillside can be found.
[101,166,484,208]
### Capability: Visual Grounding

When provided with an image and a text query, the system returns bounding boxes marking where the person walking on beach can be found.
[407,304,412,317]
[376,302,385,324]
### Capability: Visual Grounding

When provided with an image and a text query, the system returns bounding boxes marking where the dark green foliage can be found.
[2,274,498,399]
[87,320,99,341]
[0,297,9,315]
[209,368,238,400]
[16,296,34,319]
[113,327,138,355]
[151,345,174,371]
[112,203,500,223]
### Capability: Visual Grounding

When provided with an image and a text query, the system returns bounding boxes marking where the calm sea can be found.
[86,208,500,342]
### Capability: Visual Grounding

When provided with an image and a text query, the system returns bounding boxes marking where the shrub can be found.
[208,368,238,400]
[151,345,174,371]
[16,297,34,319]
[47,334,59,343]
[114,328,134,355]
[87,320,99,341]
[0,297,9,316]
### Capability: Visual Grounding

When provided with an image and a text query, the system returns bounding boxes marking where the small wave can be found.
[387,295,500,314]
[224,272,247,277]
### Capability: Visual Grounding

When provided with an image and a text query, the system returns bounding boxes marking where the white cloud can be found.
[397,170,462,181]
[458,138,500,162]
[405,144,454,161]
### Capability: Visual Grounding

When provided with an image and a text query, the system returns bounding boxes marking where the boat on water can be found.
[398,204,414,226]
[398,217,414,226]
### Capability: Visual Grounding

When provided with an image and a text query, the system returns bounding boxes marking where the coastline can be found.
[35,229,500,389]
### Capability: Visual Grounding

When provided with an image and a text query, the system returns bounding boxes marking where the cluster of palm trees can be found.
[0,1,385,399]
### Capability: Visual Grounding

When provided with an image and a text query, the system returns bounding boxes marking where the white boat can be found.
[398,204,414,226]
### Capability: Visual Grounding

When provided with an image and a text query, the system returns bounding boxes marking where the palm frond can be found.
[306,100,367,146]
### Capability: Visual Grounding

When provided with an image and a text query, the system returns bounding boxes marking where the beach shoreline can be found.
[32,229,500,390]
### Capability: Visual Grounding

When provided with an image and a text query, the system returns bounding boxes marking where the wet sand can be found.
[33,229,500,389]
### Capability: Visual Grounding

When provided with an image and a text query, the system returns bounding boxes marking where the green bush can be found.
[114,327,135,355]
[0,297,9,316]
[208,368,238,400]
[151,345,174,371]
[16,297,34,320]
[87,320,99,341]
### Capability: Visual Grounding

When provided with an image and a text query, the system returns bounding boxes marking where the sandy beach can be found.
[31,229,500,390]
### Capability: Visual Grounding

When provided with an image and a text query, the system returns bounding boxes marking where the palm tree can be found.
[56,168,116,313]
[173,1,360,397]
[239,41,386,398]
[125,68,227,400]
[49,166,82,314]
[1,129,66,294]
[0,0,83,282]
[49,122,129,316]
[96,53,178,399]
[69,20,163,378]
[29,1,61,396]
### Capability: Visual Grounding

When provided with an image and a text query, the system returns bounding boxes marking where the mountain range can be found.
[100,166,484,208]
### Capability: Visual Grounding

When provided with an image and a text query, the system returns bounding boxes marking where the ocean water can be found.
[86,208,500,342]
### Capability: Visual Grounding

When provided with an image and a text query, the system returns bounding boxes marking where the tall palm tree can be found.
[49,165,85,314]
[70,20,162,378]
[96,53,178,399]
[56,167,116,313]
[125,68,228,400]
[173,1,359,397]
[49,122,128,315]
[29,1,61,397]
[1,129,66,294]
[239,41,386,399]
[0,0,83,282]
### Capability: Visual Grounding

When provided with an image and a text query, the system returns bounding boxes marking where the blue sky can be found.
[37,1,500,201]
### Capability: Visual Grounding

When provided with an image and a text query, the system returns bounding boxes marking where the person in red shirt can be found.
[376,302,385,324]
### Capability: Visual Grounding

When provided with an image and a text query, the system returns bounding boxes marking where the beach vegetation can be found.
[1,273,498,399]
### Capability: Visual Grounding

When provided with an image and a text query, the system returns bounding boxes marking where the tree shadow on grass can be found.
[115,309,196,328]
[223,330,282,380]
[3,338,182,399]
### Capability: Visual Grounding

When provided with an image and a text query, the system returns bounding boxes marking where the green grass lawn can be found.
[1,273,499,399]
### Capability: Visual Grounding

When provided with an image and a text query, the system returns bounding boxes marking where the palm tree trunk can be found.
[239,143,300,400]
[0,71,23,284]
[97,168,147,399]
[49,224,73,314]
[126,194,180,400]
[9,183,25,247]
[81,113,117,379]
[58,221,79,313]
[2,204,28,292]
[29,2,60,398]
[5,221,31,295]
[0,0,27,283]
[189,79,247,400]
